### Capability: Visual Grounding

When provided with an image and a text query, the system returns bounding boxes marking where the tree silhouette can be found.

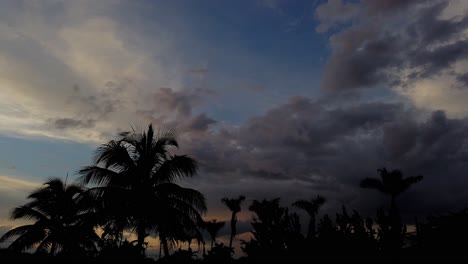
[204,219,225,250]
[360,168,422,253]
[242,198,303,261]
[78,124,206,257]
[221,195,245,249]
[292,195,325,240]
[0,178,99,256]
[360,168,423,211]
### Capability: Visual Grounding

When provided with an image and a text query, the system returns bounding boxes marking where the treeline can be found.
[1,124,467,263]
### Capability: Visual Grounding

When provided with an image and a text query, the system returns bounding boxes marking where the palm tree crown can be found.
[221,195,245,249]
[204,219,225,250]
[0,178,99,255]
[293,195,326,239]
[78,124,206,257]
[360,167,423,210]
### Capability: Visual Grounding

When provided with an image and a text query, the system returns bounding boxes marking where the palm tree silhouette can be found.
[360,168,422,253]
[360,168,423,211]
[0,178,99,255]
[292,195,326,240]
[204,219,225,250]
[221,195,245,249]
[79,124,206,257]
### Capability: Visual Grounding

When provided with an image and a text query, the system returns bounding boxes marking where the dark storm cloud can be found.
[179,95,468,218]
[408,1,468,44]
[317,0,468,91]
[412,40,468,78]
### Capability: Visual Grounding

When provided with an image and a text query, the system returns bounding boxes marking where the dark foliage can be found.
[2,127,468,263]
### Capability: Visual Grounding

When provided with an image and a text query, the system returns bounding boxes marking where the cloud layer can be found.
[317,0,468,116]
[0,0,467,229]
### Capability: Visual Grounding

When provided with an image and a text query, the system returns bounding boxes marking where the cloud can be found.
[51,118,96,130]
[135,87,217,137]
[316,0,468,117]
[177,95,468,219]
[0,0,467,231]
[0,1,187,143]
[315,0,361,33]
[0,175,41,192]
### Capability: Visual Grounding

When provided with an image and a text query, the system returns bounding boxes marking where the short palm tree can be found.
[221,195,245,249]
[204,219,225,250]
[0,178,99,256]
[360,167,423,211]
[292,195,326,239]
[78,124,206,257]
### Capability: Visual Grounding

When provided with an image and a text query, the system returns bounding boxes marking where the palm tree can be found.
[204,219,225,250]
[292,195,326,240]
[221,195,245,249]
[360,168,423,211]
[361,168,422,252]
[78,124,206,257]
[0,178,99,256]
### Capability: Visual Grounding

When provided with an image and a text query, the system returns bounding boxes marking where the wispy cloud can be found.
[0,175,41,192]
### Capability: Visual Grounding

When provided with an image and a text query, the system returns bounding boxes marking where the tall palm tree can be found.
[204,219,225,250]
[78,124,206,257]
[0,178,99,256]
[221,195,245,249]
[361,168,422,252]
[292,195,326,240]
[360,168,423,211]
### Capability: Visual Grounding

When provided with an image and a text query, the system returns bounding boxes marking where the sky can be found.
[0,0,468,255]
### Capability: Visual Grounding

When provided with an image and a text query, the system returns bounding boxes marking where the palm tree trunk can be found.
[390,195,400,223]
[160,233,170,257]
[307,215,316,240]
[390,195,397,212]
[137,225,146,256]
[211,237,214,250]
[51,241,57,256]
[229,212,236,249]
[159,242,162,259]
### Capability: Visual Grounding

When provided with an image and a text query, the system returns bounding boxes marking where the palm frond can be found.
[65,184,85,197]
[0,225,35,243]
[153,155,197,183]
[360,178,385,193]
[156,183,207,213]
[77,166,120,186]
[221,196,245,213]
[94,140,135,170]
[292,200,313,215]
[11,206,48,221]
[6,226,46,252]
[401,175,424,192]
[36,237,52,253]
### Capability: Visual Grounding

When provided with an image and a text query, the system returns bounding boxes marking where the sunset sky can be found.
[1,0,468,253]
